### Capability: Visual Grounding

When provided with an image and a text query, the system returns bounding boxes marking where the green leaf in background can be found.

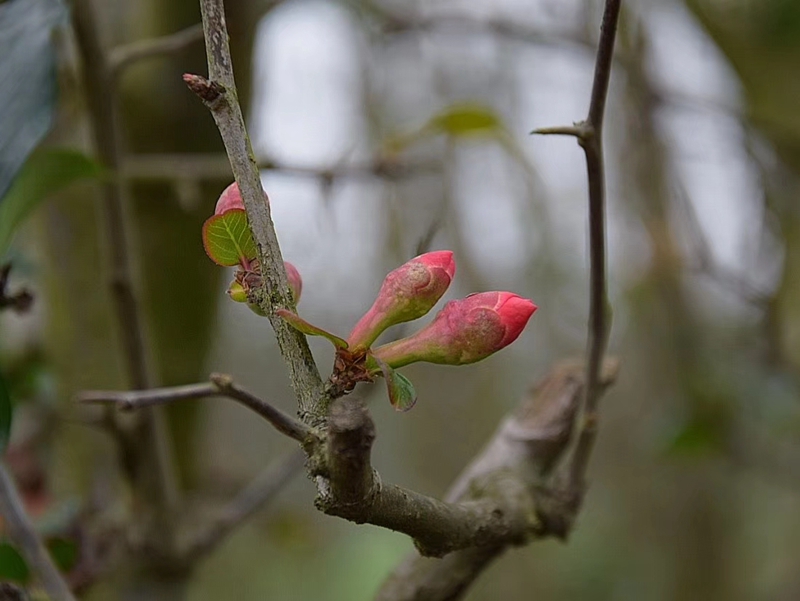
[0,0,67,199]
[385,103,505,153]
[0,148,103,257]
[201,209,257,267]
[0,543,30,584]
[275,309,349,349]
[0,373,11,455]
[428,103,503,137]
[46,537,78,573]
[665,415,725,457]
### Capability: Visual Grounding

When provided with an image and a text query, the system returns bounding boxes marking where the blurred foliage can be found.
[0,149,103,257]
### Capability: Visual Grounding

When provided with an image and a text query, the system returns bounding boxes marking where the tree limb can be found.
[187,0,327,424]
[375,360,618,601]
[0,463,76,601]
[316,398,540,558]
[78,375,313,443]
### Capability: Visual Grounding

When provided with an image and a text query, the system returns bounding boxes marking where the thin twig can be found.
[71,0,179,533]
[567,0,620,491]
[532,0,621,495]
[188,0,327,423]
[0,463,76,601]
[120,153,441,183]
[109,24,204,77]
[183,449,305,562]
[78,375,313,443]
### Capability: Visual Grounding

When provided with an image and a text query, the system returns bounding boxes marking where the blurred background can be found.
[2,0,800,599]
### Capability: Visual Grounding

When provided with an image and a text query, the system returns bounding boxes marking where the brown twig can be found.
[188,0,327,423]
[78,375,313,443]
[109,23,204,78]
[532,0,621,498]
[0,463,76,601]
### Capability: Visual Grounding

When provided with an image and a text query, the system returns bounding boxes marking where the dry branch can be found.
[78,375,312,443]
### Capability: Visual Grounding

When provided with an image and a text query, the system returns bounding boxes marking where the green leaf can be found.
[428,104,502,137]
[374,358,417,412]
[0,373,11,455]
[385,103,505,153]
[0,543,29,584]
[276,309,348,349]
[0,148,104,257]
[202,209,257,267]
[46,537,78,572]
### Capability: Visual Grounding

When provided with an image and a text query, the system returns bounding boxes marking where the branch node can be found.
[209,372,233,390]
[182,73,225,105]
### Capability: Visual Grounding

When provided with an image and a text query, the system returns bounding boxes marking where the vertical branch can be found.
[0,464,75,601]
[534,0,622,493]
[188,0,326,422]
[70,0,179,523]
[570,0,620,490]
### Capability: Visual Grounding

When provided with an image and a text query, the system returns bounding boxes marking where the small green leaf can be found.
[374,358,417,412]
[0,543,29,584]
[429,104,502,137]
[0,148,103,257]
[202,209,257,267]
[276,309,348,349]
[0,373,11,455]
[46,537,78,572]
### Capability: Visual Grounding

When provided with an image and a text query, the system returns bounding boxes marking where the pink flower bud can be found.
[284,261,303,304]
[371,292,536,367]
[348,251,456,349]
[214,182,269,215]
[215,182,245,215]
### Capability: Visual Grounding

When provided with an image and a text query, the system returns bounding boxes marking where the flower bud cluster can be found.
[210,183,303,313]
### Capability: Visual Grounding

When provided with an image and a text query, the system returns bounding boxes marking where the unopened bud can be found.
[214,181,269,215]
[371,291,536,367]
[348,251,456,349]
[285,261,302,304]
[227,279,248,303]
